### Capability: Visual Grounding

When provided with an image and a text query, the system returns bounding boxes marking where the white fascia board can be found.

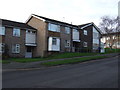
[80,23,92,29]
[25,14,33,23]
[92,23,102,34]
[32,15,46,22]
[73,40,80,42]
[25,14,46,23]
[25,43,37,46]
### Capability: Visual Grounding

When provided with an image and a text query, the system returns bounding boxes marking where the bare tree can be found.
[99,16,119,49]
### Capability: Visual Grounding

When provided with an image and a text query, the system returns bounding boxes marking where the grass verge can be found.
[8,53,98,63]
[0,60,10,64]
[41,56,108,66]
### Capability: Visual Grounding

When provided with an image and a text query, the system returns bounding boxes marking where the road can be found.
[2,56,119,88]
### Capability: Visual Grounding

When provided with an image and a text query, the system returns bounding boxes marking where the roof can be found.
[1,19,36,30]
[102,32,120,36]
[26,14,78,28]
[78,22,102,34]
[78,22,92,28]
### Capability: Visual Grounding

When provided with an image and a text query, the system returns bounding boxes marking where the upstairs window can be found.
[12,44,20,53]
[65,27,70,34]
[93,32,99,39]
[26,30,31,33]
[73,29,78,32]
[32,31,36,34]
[52,38,57,45]
[65,40,70,47]
[13,28,20,37]
[84,30,87,35]
[26,30,36,34]
[48,23,60,32]
[0,27,5,35]
[83,42,88,47]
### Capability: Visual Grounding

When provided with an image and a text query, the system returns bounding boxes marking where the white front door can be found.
[25,47,32,58]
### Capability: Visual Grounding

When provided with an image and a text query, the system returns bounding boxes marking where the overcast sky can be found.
[0,0,119,26]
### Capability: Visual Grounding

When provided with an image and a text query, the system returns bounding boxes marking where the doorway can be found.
[25,46,32,58]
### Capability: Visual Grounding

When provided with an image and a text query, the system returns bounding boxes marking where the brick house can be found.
[78,22,102,52]
[0,14,102,58]
[101,32,120,49]
[0,19,37,58]
[26,14,80,57]
[26,14,101,57]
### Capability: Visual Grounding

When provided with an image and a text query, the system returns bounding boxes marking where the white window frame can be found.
[65,40,70,47]
[12,44,20,53]
[84,30,87,35]
[48,23,60,32]
[13,28,20,37]
[65,27,70,34]
[83,42,88,47]
[0,43,5,53]
[0,27,5,35]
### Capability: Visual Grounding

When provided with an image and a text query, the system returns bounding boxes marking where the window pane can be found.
[52,38,57,45]
[65,40,70,47]
[93,32,99,39]
[48,23,60,32]
[83,42,87,47]
[12,44,20,53]
[65,27,70,34]
[0,43,4,52]
[84,30,87,35]
[0,27,5,35]
[16,44,20,53]
[73,29,78,32]
[13,28,20,37]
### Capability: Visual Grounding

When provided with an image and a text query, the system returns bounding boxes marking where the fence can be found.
[72,47,99,53]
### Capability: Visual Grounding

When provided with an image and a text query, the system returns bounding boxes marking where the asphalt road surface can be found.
[2,56,119,88]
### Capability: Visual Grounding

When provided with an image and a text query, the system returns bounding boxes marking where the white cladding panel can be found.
[93,39,99,44]
[26,33,36,45]
[101,37,106,43]
[72,29,80,41]
[48,37,60,51]
[48,37,52,51]
[93,27,99,44]
[93,27,100,50]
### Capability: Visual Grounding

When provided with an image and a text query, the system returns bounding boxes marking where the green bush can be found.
[105,48,120,53]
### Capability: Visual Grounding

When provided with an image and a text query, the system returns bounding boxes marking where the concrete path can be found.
[2,53,119,71]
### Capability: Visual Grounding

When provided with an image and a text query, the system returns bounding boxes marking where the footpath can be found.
[2,53,119,71]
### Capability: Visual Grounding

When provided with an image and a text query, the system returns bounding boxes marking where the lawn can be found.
[3,52,98,63]
[0,60,10,64]
[2,51,118,63]
[41,56,108,66]
[47,52,98,59]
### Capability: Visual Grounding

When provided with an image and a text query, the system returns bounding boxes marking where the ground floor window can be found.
[52,38,57,45]
[48,37,60,51]
[12,44,20,53]
[83,42,88,47]
[65,40,70,47]
[0,43,5,53]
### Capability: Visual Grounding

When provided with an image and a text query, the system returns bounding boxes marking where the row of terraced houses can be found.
[0,14,102,58]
